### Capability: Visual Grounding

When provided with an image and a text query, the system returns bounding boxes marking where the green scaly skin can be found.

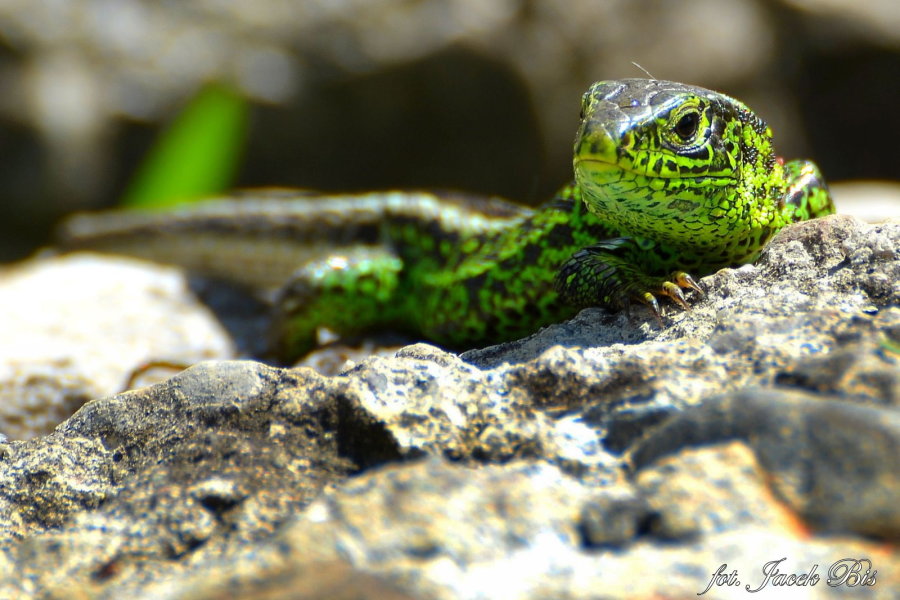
[278,79,833,356]
[60,79,835,360]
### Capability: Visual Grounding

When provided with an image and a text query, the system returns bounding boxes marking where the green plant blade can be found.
[122,83,248,209]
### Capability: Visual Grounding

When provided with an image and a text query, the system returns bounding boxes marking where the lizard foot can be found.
[639,271,705,323]
[557,245,705,323]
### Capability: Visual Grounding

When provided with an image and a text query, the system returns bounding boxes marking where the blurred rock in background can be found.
[0,0,897,259]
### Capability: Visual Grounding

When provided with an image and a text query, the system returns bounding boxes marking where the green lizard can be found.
[60,79,834,360]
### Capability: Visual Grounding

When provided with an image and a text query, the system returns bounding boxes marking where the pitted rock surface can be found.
[0,213,897,598]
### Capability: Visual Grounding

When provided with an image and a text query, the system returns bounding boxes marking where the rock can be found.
[0,254,235,440]
[0,215,898,598]
[165,560,423,600]
[629,388,900,538]
[633,441,808,541]
[0,361,387,597]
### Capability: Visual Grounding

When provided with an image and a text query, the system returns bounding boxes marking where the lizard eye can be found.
[674,111,700,140]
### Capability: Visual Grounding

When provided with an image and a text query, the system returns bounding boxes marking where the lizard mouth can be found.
[575,156,735,183]
[575,157,634,173]
[575,156,671,182]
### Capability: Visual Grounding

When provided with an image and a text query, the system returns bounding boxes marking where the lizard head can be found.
[574,78,778,248]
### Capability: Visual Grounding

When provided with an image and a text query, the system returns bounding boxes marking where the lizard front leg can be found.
[273,246,404,359]
[555,236,703,320]
[780,160,835,223]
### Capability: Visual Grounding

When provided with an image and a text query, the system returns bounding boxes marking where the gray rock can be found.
[629,388,900,538]
[0,216,898,598]
[0,361,390,597]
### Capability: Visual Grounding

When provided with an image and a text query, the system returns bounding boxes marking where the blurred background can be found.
[0,0,898,260]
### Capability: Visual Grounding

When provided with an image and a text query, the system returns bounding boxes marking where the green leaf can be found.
[122,83,248,209]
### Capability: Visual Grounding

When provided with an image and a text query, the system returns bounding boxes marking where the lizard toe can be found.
[661,281,690,310]
[639,291,664,325]
[673,271,704,296]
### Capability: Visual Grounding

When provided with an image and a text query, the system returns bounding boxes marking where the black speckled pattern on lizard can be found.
[59,79,835,359]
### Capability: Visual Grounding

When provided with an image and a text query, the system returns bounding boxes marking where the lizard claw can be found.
[673,271,704,296]
[640,292,664,325]
[661,281,690,310]
[634,271,703,323]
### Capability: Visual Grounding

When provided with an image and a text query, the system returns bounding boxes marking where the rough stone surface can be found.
[630,389,900,538]
[0,361,383,598]
[0,216,897,598]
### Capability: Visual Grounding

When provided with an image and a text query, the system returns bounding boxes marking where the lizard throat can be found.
[574,158,740,246]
